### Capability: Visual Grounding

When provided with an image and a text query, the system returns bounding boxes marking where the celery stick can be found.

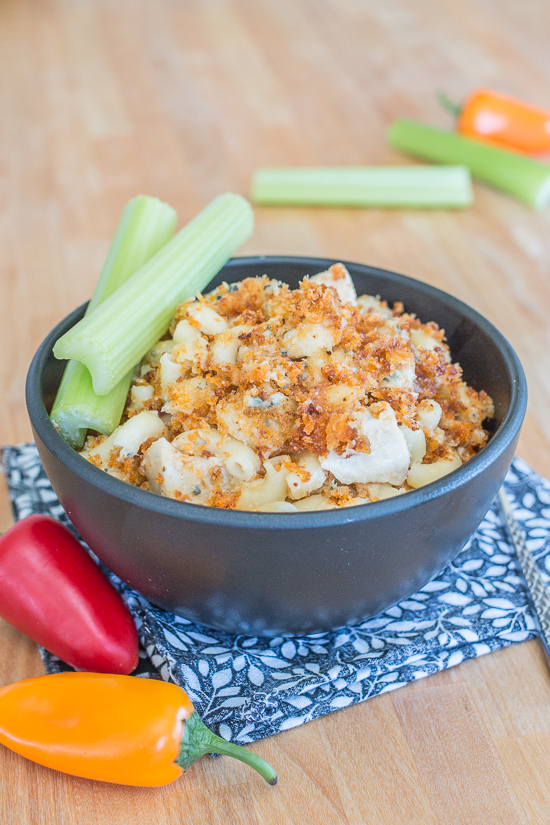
[388,119,550,209]
[51,196,178,447]
[251,166,473,208]
[51,363,132,448]
[53,193,254,396]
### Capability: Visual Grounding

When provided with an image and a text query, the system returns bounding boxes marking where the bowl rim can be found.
[26,254,527,532]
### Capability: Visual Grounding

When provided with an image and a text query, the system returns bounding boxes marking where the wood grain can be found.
[393,684,527,825]
[2,0,550,822]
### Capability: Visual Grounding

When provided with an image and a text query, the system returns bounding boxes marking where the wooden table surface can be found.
[2,0,550,822]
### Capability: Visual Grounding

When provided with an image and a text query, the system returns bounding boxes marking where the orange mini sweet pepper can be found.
[439,88,550,154]
[0,672,277,786]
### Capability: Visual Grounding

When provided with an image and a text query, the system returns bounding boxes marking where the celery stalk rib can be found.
[251,166,473,208]
[53,193,254,396]
[50,196,178,447]
[388,119,550,209]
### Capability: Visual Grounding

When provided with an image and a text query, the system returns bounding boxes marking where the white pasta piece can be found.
[172,320,209,371]
[329,348,354,366]
[381,367,415,390]
[82,435,116,465]
[142,437,228,503]
[142,437,182,493]
[400,424,427,465]
[293,495,327,511]
[302,354,325,387]
[211,332,239,366]
[172,428,261,483]
[286,451,326,500]
[129,384,154,411]
[256,501,298,513]
[310,264,357,305]
[236,457,290,510]
[211,325,252,366]
[365,483,404,501]
[407,451,462,489]
[356,294,393,319]
[411,328,451,363]
[173,320,202,347]
[86,411,166,463]
[282,323,336,358]
[159,353,184,390]
[382,349,415,390]
[410,328,439,351]
[321,403,410,485]
[221,438,262,482]
[186,302,228,336]
[172,428,223,455]
[172,336,209,371]
[416,399,442,431]
[236,344,251,362]
[324,384,364,406]
[143,339,175,364]
[111,411,166,457]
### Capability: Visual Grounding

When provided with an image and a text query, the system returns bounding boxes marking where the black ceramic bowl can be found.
[26,256,527,636]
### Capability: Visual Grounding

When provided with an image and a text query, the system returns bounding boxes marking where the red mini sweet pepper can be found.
[0,514,138,673]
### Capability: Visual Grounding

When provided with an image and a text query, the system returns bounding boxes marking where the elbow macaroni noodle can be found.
[81,264,494,511]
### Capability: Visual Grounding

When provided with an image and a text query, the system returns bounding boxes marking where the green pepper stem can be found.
[437,91,462,118]
[176,711,278,785]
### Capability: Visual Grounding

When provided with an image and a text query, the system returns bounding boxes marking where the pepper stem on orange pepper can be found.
[177,711,278,785]
[437,91,462,119]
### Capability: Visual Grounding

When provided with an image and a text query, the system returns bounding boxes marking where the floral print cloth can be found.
[2,444,548,744]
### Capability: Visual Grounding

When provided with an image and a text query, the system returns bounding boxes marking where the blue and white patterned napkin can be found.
[2,444,548,744]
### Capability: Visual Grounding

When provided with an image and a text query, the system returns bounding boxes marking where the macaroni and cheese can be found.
[81,265,494,512]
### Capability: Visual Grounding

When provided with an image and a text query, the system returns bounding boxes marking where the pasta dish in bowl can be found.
[27,256,526,635]
[80,264,493,513]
